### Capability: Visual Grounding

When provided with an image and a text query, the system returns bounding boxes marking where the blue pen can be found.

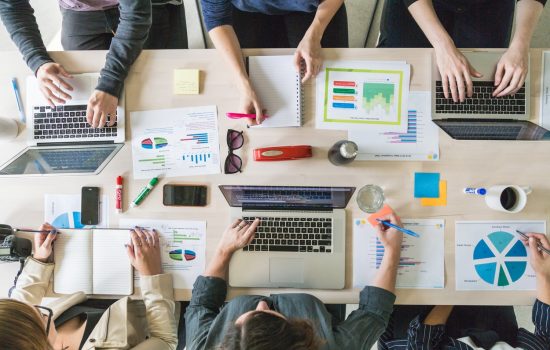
[11,78,25,123]
[376,219,421,238]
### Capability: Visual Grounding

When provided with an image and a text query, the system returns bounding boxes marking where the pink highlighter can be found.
[226,112,269,120]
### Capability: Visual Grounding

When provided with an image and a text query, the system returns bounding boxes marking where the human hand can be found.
[36,62,73,106]
[434,44,482,102]
[126,227,162,276]
[86,90,118,128]
[33,223,58,263]
[216,218,260,256]
[294,32,322,83]
[375,214,403,255]
[521,232,550,281]
[239,83,265,125]
[492,47,528,97]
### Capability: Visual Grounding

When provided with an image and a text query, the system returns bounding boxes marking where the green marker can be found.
[131,177,159,208]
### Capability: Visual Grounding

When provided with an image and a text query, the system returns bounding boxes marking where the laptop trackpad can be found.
[269,258,304,284]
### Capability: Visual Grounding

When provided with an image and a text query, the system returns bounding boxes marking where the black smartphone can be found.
[163,184,207,206]
[81,187,100,225]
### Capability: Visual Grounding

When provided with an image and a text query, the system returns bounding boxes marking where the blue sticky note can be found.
[414,172,440,198]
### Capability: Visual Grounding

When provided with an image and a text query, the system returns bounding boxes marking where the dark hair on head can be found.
[0,299,53,350]
[219,311,323,350]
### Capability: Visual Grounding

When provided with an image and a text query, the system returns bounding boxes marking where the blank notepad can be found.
[247,56,303,128]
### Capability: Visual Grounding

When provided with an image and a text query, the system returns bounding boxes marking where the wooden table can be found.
[0,48,548,305]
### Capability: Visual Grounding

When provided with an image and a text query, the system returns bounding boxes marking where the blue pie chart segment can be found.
[488,231,513,253]
[475,262,497,284]
[52,212,85,229]
[505,261,527,282]
[473,239,495,260]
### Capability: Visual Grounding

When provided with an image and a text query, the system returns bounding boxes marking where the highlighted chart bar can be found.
[333,102,355,109]
[181,133,209,144]
[333,88,356,94]
[333,95,356,102]
[334,81,356,87]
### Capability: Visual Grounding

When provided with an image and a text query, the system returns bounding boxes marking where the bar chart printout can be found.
[353,218,444,289]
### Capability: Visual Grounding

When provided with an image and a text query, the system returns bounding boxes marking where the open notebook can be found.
[53,229,133,295]
[247,55,304,127]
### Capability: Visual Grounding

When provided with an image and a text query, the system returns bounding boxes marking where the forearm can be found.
[423,305,454,325]
[408,0,454,50]
[509,0,544,51]
[305,0,344,41]
[0,0,52,73]
[204,247,232,281]
[537,277,550,305]
[97,0,151,98]
[372,249,400,293]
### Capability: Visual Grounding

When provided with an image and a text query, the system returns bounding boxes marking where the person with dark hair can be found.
[2,223,178,350]
[378,0,546,103]
[185,214,404,350]
[378,232,550,350]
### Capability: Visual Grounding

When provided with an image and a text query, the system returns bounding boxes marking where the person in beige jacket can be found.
[0,223,178,350]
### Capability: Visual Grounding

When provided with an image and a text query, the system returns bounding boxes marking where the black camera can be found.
[0,224,32,262]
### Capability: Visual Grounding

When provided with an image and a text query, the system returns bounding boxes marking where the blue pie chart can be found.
[52,212,85,229]
[473,231,527,287]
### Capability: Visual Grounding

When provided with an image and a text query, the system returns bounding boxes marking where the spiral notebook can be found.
[247,55,304,127]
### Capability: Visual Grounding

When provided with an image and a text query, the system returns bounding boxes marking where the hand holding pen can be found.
[518,230,550,283]
[33,223,58,263]
[374,214,404,254]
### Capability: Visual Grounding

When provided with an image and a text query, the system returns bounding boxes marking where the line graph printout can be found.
[353,218,444,289]
[455,221,545,291]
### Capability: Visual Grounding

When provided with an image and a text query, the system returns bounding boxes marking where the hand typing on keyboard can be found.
[493,47,528,98]
[36,62,74,106]
[86,90,119,128]
[217,218,261,256]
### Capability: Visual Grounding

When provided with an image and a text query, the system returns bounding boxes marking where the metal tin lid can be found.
[340,141,358,159]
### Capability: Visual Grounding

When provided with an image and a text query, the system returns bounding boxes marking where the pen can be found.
[516,230,550,255]
[376,219,421,238]
[116,176,123,213]
[226,112,269,120]
[14,228,58,234]
[464,187,487,196]
[131,177,159,208]
[11,78,25,123]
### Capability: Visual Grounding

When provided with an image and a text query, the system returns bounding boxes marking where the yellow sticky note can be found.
[421,181,447,206]
[174,69,199,95]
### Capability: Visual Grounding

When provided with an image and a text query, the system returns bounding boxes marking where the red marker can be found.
[116,176,123,213]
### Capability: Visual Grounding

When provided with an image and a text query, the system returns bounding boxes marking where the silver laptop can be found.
[0,73,125,176]
[432,50,550,140]
[219,185,355,289]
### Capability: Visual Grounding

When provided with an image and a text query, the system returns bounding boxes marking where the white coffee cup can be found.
[0,118,18,143]
[485,185,532,213]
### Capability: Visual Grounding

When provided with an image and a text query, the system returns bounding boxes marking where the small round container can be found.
[328,140,358,166]
[356,184,385,213]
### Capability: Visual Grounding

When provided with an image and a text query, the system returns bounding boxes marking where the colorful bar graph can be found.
[181,133,209,144]
[333,88,356,94]
[182,153,212,164]
[383,110,418,143]
[333,95,356,102]
[334,81,356,87]
[333,102,355,109]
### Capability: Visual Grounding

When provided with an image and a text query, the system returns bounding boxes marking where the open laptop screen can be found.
[0,144,122,176]
[219,185,356,210]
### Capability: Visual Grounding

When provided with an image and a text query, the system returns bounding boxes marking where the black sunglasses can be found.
[35,305,53,335]
[225,129,244,174]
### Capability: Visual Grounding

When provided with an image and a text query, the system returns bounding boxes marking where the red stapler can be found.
[254,145,312,161]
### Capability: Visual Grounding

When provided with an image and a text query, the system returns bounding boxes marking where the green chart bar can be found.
[333,88,356,94]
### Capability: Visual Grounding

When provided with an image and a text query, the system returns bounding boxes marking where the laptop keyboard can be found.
[242,216,333,253]
[32,105,117,141]
[435,81,526,115]
[438,124,522,140]
[40,148,116,170]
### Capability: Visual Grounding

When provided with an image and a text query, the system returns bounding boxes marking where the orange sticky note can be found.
[367,204,395,227]
[421,181,447,206]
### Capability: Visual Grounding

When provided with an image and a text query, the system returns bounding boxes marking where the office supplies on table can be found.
[376,219,421,238]
[173,69,199,95]
[350,91,440,161]
[367,204,394,227]
[247,56,303,128]
[53,229,133,295]
[328,140,357,165]
[541,51,550,130]
[45,194,109,228]
[0,74,125,176]
[0,224,33,262]
[316,60,410,132]
[219,185,355,289]
[485,185,531,213]
[81,187,100,226]
[131,177,159,208]
[253,145,312,161]
[464,187,487,195]
[357,185,385,214]
[225,129,244,174]
[163,184,207,206]
[119,219,206,289]
[226,112,269,120]
[516,230,550,255]
[455,221,546,291]
[116,176,123,213]
[414,172,440,198]
[130,106,221,179]
[353,218,444,289]
[0,118,18,143]
[432,50,550,140]
[11,78,25,123]
[421,180,447,207]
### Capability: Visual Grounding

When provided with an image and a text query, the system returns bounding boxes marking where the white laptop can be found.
[0,73,125,176]
[219,185,355,289]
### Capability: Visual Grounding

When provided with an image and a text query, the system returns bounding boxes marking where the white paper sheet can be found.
[45,194,109,228]
[541,51,550,130]
[353,218,445,289]
[349,91,440,161]
[455,221,546,291]
[130,106,221,179]
[119,219,206,289]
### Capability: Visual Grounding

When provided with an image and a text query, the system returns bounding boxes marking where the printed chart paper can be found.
[119,219,206,289]
[45,194,109,228]
[353,218,444,289]
[350,91,439,161]
[455,221,546,291]
[316,60,410,132]
[541,51,550,130]
[131,106,221,179]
